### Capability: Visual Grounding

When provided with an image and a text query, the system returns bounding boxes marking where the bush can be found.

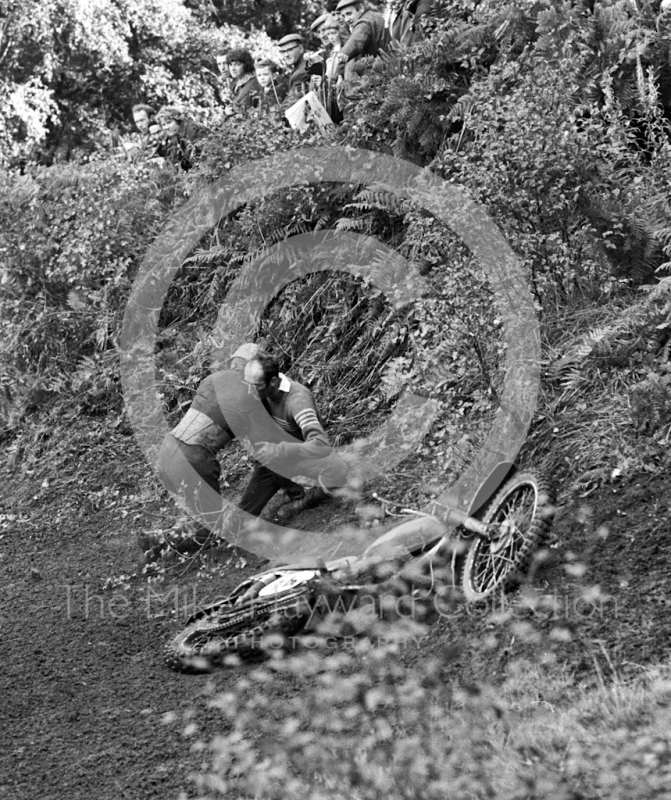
[0,156,179,426]
[190,629,671,800]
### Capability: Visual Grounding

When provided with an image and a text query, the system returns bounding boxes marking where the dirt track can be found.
[0,430,269,800]
[2,428,671,799]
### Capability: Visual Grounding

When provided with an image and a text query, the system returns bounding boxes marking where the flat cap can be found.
[335,0,361,10]
[309,13,329,32]
[322,14,340,30]
[277,33,304,49]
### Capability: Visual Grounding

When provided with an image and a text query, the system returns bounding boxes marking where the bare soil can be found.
[1,422,670,799]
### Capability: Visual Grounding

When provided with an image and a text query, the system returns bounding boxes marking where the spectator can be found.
[302,13,349,122]
[322,18,347,77]
[335,0,390,58]
[309,13,332,50]
[313,15,346,123]
[155,106,206,170]
[278,33,311,100]
[323,12,351,52]
[132,104,156,138]
[305,12,346,74]
[223,48,262,114]
[125,103,160,160]
[386,0,433,46]
[253,58,288,111]
[334,0,390,92]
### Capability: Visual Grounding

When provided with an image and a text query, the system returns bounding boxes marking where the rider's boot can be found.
[275,485,333,521]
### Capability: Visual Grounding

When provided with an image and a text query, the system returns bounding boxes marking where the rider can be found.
[238,353,349,518]
[141,346,348,560]
[140,342,279,560]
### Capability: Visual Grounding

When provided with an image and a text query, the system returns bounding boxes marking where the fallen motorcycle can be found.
[165,464,555,672]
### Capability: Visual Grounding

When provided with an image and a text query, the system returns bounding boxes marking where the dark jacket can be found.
[388,0,432,46]
[232,74,263,110]
[340,9,390,60]
[253,77,289,110]
[156,118,208,170]
[287,56,311,100]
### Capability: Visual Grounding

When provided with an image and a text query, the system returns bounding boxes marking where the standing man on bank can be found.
[334,0,390,92]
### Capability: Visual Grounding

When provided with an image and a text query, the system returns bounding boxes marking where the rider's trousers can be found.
[238,451,348,516]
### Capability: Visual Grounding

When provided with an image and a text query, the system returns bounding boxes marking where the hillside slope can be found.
[1,419,670,798]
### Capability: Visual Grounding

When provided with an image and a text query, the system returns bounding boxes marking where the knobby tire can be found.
[164,584,314,672]
[460,472,555,603]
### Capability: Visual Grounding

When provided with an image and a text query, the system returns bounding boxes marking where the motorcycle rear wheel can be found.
[164,585,314,672]
[460,472,554,603]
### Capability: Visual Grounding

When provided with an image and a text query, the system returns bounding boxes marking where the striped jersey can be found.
[265,374,331,459]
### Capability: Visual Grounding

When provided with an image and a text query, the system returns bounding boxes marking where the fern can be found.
[346,187,407,215]
[559,367,583,394]
[334,217,369,233]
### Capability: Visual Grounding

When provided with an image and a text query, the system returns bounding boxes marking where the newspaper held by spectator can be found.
[285,90,334,133]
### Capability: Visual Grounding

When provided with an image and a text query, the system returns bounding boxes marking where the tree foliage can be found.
[186,0,325,40]
[0,0,275,164]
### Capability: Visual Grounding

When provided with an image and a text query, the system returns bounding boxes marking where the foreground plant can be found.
[189,625,671,800]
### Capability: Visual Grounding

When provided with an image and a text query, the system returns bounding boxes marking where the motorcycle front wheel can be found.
[460,472,555,603]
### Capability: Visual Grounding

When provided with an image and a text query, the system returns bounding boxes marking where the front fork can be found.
[440,506,490,539]
[405,508,495,593]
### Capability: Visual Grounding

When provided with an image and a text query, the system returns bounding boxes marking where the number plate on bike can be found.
[257,570,321,597]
